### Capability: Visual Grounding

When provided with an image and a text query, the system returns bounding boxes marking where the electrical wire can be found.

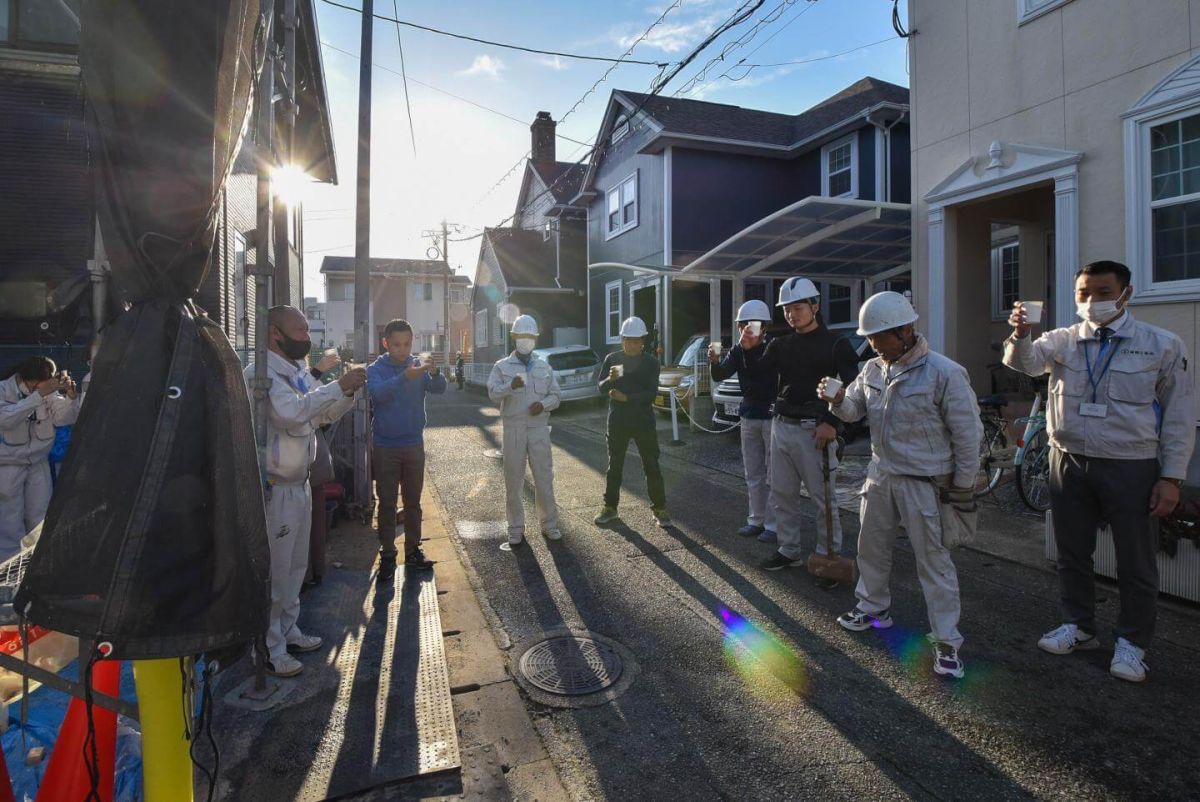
[671,0,802,97]
[390,0,417,157]
[739,35,899,69]
[319,0,672,66]
[892,0,915,38]
[682,0,818,94]
[320,39,592,146]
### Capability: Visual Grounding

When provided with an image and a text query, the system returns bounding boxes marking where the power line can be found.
[320,40,592,147]
[319,0,672,67]
[734,35,899,73]
[699,0,819,89]
[671,0,805,96]
[390,0,417,157]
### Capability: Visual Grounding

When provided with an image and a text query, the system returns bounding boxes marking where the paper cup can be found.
[747,321,764,337]
[710,342,723,358]
[1021,301,1043,324]
[822,377,843,399]
[324,348,338,358]
[613,365,625,378]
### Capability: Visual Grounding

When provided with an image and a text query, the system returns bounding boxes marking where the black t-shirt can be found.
[598,351,660,430]
[741,325,860,425]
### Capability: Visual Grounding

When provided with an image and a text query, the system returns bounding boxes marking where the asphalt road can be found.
[423,388,1200,802]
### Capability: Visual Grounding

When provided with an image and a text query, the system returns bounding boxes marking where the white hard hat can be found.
[619,316,648,338]
[857,291,919,336]
[510,314,539,337]
[736,299,772,322]
[777,276,820,307]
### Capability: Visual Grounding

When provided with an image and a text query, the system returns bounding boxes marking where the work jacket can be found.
[1003,312,1194,479]
[0,375,80,466]
[245,351,355,486]
[487,353,560,427]
[831,336,983,489]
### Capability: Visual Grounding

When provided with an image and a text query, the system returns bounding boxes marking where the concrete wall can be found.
[909,0,1200,409]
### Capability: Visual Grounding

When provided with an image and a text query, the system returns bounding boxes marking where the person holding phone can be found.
[710,300,779,542]
[0,356,80,561]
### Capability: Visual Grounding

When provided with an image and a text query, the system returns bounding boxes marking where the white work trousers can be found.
[265,482,313,660]
[502,423,558,536]
[0,462,52,562]
[854,472,963,648]
[770,419,842,559]
[740,417,776,531]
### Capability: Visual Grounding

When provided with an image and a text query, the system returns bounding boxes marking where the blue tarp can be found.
[2,660,142,802]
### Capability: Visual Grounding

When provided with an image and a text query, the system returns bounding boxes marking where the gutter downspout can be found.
[866,109,905,203]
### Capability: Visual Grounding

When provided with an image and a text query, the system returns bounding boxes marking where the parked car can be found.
[709,333,876,441]
[533,345,602,402]
[653,332,731,415]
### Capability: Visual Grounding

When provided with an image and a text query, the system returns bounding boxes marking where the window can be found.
[492,312,504,345]
[611,116,630,146]
[605,172,638,238]
[821,136,857,199]
[605,279,622,344]
[328,280,354,302]
[450,286,467,305]
[414,281,433,301]
[1018,0,1074,25]
[825,284,853,326]
[3,0,81,47]
[1148,115,1200,284]
[474,309,488,348]
[991,242,1020,319]
[233,233,248,349]
[543,220,554,242]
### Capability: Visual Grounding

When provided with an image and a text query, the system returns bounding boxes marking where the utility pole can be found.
[442,220,451,366]
[353,0,373,361]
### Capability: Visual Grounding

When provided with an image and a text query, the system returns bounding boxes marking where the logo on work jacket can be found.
[1121,349,1156,356]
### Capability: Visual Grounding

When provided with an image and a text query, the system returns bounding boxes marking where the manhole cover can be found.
[518,636,623,695]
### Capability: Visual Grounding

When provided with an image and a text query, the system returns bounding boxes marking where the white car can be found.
[532,345,602,402]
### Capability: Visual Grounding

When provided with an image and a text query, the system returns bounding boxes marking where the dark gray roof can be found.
[618,77,908,148]
[484,227,556,288]
[531,161,587,204]
[320,256,468,283]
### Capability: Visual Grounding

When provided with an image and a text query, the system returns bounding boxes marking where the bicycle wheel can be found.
[1016,430,1052,513]
[974,418,1007,497]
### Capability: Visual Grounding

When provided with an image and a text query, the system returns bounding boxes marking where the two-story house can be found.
[579,78,912,364]
[471,111,588,367]
[322,257,471,360]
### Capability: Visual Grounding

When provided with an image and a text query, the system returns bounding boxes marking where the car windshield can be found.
[546,350,599,371]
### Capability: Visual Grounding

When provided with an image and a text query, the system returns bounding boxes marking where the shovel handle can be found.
[821,446,835,557]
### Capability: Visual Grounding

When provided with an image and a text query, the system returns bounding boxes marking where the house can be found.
[906,0,1200,475]
[578,78,912,365]
[471,112,588,367]
[321,257,471,360]
[304,296,328,349]
[0,0,335,370]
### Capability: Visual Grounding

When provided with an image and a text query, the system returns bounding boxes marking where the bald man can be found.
[245,305,366,677]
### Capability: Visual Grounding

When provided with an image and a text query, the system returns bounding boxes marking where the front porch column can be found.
[709,278,721,347]
[1053,172,1080,330]
[731,278,744,335]
[662,274,672,362]
[926,205,946,352]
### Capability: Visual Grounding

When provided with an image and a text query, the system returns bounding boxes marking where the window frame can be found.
[611,116,630,146]
[821,134,858,200]
[1017,0,1074,26]
[604,171,639,240]
[2,0,82,51]
[474,309,488,348]
[990,240,1021,320]
[604,278,623,344]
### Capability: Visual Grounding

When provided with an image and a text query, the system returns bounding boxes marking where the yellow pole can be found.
[133,658,194,802]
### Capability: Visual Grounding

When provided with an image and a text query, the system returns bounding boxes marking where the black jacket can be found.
[598,351,660,430]
[741,325,859,426]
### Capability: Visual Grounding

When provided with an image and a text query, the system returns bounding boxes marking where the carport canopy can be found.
[679,196,911,280]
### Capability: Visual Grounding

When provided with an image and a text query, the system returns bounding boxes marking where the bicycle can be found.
[1013,393,1051,513]
[974,394,1015,497]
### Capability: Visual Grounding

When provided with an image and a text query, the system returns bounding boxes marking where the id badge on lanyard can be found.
[1081,338,1118,418]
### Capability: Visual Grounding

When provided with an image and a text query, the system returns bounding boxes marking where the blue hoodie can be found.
[367,355,447,448]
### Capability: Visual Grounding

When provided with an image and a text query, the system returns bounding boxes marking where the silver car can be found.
[532,345,602,402]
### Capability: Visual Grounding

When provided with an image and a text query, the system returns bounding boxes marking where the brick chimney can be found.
[531,111,556,165]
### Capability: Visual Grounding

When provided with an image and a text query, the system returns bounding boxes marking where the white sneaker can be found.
[508,531,525,546]
[265,652,303,678]
[286,632,322,654]
[544,528,562,541]
[1110,638,1148,683]
[1037,623,1100,655]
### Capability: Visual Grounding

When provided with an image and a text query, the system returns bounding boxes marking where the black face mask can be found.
[277,332,311,361]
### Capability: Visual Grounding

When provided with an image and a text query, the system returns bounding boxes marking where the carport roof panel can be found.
[681,197,911,279]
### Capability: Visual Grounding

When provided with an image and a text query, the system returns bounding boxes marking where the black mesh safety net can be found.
[13,0,270,661]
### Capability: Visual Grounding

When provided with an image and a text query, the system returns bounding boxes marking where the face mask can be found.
[278,332,311,361]
[1076,288,1129,325]
[514,339,535,355]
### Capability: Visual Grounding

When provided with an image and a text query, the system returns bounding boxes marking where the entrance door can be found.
[632,284,659,356]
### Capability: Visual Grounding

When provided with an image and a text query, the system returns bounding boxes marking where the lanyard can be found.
[1083,337,1120,403]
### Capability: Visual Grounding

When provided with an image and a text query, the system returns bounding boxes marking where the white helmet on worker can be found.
[619,316,648,338]
[735,299,772,322]
[777,276,820,307]
[857,291,919,336]
[510,314,539,337]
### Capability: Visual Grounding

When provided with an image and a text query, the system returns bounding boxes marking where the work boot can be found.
[737,524,765,538]
[265,653,303,678]
[757,529,778,544]
[594,506,619,525]
[1110,638,1148,683]
[286,632,322,654]
[405,548,435,570]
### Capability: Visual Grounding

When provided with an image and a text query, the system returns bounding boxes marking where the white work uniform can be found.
[771,419,841,558]
[831,337,983,649]
[487,353,561,537]
[741,418,777,532]
[0,375,79,561]
[245,352,354,661]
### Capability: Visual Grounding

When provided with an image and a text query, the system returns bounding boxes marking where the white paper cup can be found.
[822,376,843,399]
[710,342,723,358]
[324,348,338,357]
[1021,301,1043,324]
[613,365,625,378]
[747,321,764,337]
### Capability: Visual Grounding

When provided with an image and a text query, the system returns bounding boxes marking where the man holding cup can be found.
[1003,260,1194,683]
[710,300,779,542]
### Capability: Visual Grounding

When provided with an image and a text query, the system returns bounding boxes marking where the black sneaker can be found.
[837,609,893,632]
[758,551,805,572]
[404,548,435,570]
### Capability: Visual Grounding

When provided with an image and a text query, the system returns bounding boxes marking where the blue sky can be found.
[302,0,911,298]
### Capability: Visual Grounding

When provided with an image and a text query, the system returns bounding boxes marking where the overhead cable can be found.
[390,0,417,157]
